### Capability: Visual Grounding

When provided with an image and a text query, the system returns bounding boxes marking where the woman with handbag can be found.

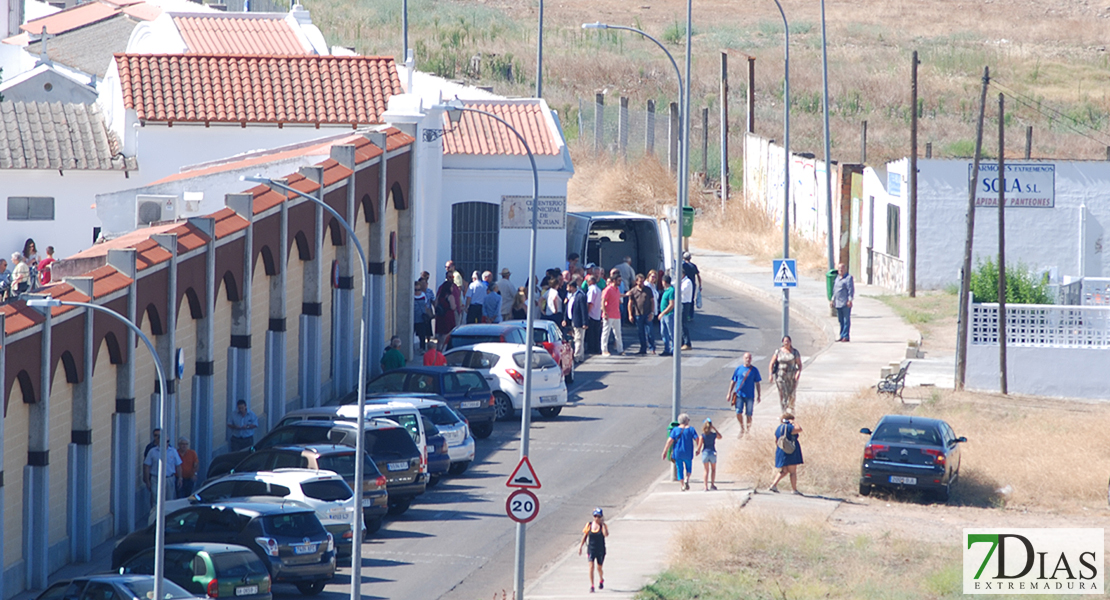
[769,412,803,495]
[769,336,803,413]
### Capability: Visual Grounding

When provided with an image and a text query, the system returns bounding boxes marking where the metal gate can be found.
[451,201,499,280]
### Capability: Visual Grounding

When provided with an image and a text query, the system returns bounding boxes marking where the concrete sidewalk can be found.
[523,247,922,598]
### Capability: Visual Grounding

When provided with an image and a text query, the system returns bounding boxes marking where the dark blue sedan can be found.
[858,415,966,502]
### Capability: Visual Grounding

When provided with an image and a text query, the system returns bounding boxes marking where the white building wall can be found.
[967,345,1107,399]
[741,133,838,250]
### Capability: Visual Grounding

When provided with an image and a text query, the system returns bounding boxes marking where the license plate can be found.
[329,508,350,520]
[362,498,372,507]
[293,543,317,555]
[889,475,917,485]
[460,401,481,409]
[539,395,558,404]
[387,461,408,472]
[235,586,258,596]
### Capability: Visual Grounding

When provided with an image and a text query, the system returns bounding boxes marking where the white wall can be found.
[967,345,1108,399]
[742,133,838,249]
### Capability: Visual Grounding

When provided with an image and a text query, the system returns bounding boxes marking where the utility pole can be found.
[909,51,919,297]
[535,0,544,97]
[721,51,729,209]
[1025,125,1032,159]
[820,0,834,274]
[747,57,756,134]
[997,93,1008,395]
[955,67,990,391]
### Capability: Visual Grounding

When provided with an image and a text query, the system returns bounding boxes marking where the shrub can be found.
[968,257,1052,304]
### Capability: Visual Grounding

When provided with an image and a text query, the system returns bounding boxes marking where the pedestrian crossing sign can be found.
[772,259,798,288]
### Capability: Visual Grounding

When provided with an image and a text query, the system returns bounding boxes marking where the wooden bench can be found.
[877,361,911,400]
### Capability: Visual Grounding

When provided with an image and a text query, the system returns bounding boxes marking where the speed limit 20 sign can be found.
[505,489,540,523]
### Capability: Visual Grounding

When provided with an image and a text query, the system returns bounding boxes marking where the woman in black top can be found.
[578,507,609,593]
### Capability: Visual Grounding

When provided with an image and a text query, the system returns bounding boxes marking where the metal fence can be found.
[970,303,1110,347]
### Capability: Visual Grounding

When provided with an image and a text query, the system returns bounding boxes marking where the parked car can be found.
[120,543,271,600]
[444,321,574,383]
[207,422,358,480]
[444,342,569,420]
[228,444,388,533]
[364,396,476,475]
[858,415,966,502]
[158,469,357,555]
[113,503,336,595]
[35,576,199,600]
[282,401,430,468]
[360,369,497,439]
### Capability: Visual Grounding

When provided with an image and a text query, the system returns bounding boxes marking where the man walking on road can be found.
[830,262,855,342]
[600,272,624,356]
[726,352,762,437]
[566,277,589,363]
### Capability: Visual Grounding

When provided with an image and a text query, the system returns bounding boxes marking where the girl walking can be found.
[578,508,609,593]
[696,418,721,491]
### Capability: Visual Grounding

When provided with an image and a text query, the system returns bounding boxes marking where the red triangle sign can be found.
[506,456,541,489]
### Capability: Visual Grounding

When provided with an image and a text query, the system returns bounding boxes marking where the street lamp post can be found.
[772,0,791,338]
[434,99,540,600]
[820,0,835,273]
[26,298,170,600]
[581,21,685,424]
[241,175,370,600]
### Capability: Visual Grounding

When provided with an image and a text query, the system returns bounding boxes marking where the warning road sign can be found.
[772,259,798,288]
[505,456,541,489]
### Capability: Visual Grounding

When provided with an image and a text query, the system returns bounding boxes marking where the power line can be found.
[990,78,1110,148]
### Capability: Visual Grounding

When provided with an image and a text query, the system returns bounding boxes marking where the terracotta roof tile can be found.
[441,100,561,157]
[21,1,122,35]
[90,265,133,297]
[114,54,403,126]
[173,14,308,55]
[211,208,248,239]
[68,222,182,260]
[0,102,138,170]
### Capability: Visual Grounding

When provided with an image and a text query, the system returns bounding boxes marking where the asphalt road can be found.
[287,281,820,600]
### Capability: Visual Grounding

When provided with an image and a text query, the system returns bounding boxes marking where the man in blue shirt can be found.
[726,352,762,437]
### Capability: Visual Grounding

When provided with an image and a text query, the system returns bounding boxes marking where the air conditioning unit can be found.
[136,195,177,227]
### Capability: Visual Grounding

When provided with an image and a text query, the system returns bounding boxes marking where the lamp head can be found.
[443,99,465,125]
[240,175,268,184]
[25,298,62,308]
[582,22,608,30]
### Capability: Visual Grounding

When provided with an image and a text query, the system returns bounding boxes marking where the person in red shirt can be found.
[600,271,624,356]
[37,246,55,284]
[423,339,447,366]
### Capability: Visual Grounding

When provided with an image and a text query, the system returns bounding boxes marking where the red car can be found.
[445,320,574,383]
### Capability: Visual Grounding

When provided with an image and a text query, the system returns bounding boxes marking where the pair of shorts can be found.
[587,548,606,565]
[735,396,755,416]
[701,450,717,464]
[675,457,693,480]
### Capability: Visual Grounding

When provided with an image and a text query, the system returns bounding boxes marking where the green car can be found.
[120,543,272,600]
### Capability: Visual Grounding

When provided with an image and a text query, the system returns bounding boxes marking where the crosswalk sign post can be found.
[772,259,798,288]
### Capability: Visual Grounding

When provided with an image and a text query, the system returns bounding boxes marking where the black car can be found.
[35,575,198,600]
[858,415,966,502]
[111,503,336,596]
[207,422,356,480]
[362,368,496,438]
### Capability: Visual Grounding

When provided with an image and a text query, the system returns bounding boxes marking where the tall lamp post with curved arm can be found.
[581,21,686,425]
[433,98,540,600]
[772,0,792,338]
[240,174,370,600]
[25,298,170,600]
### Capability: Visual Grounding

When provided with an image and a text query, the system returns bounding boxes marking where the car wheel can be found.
[387,499,412,516]
[936,483,951,504]
[858,483,871,497]
[448,461,471,476]
[427,474,441,488]
[296,581,326,596]
[538,406,562,419]
[493,392,514,422]
[364,515,383,535]
[565,360,574,385]
[470,421,493,439]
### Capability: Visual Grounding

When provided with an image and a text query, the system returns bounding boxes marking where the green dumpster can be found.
[826,269,838,300]
[681,206,695,237]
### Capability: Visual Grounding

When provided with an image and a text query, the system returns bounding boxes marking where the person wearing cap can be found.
[770,412,804,494]
[578,507,609,593]
[696,418,722,491]
[497,268,515,320]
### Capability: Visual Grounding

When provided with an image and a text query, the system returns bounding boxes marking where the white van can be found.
[280,402,428,473]
[566,211,674,276]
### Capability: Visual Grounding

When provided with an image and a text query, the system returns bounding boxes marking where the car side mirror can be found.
[956,436,967,443]
[189,494,200,503]
[859,428,872,435]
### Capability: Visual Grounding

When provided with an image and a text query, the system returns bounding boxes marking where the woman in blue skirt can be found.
[769,412,803,495]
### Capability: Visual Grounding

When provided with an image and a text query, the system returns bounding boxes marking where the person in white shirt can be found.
[498,268,515,319]
[543,277,563,322]
[586,274,603,354]
[680,275,694,350]
[144,442,183,508]
[466,271,488,323]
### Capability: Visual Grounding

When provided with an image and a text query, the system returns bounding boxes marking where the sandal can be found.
[768,486,780,493]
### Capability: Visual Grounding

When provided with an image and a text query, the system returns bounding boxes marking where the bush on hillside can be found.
[969,257,1052,304]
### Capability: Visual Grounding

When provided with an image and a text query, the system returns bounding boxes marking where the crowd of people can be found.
[0,238,56,302]
[411,252,706,362]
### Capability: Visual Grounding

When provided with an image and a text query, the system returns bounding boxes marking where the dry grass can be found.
[638,513,962,599]
[727,389,1110,512]
[874,290,959,352]
[567,150,677,215]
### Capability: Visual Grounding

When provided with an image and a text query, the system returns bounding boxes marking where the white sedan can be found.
[444,342,568,420]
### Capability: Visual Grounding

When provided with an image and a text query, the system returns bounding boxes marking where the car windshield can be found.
[872,423,942,446]
[365,428,419,457]
[447,334,502,349]
[263,512,325,537]
[419,405,461,426]
[300,479,352,502]
[512,351,557,369]
[211,551,267,577]
[123,579,194,600]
